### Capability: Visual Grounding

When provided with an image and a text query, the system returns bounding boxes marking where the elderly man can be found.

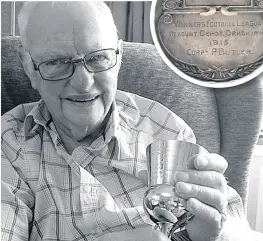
[1,2,253,241]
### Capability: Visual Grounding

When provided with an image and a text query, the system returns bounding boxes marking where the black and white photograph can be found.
[1,1,263,240]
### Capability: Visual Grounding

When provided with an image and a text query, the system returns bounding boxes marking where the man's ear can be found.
[18,47,38,90]
[116,39,123,69]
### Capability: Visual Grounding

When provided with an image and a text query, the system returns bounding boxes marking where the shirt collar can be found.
[104,100,120,144]
[23,99,52,138]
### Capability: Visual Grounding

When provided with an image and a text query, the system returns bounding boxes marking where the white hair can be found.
[18,2,39,50]
[18,1,118,51]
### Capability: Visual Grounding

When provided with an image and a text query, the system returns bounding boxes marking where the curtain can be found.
[107,1,153,44]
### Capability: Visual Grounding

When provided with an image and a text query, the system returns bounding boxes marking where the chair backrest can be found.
[2,36,263,209]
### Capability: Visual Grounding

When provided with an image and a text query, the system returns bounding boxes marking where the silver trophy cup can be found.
[143,140,208,237]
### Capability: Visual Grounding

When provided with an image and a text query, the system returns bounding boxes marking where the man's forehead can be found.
[28,4,100,39]
[31,36,114,61]
[28,2,107,23]
[26,2,117,58]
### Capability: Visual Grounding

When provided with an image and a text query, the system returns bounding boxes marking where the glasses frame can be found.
[32,48,120,81]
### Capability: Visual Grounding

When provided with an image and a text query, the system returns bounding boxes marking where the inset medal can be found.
[150,0,263,88]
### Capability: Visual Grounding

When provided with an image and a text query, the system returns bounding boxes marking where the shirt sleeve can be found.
[1,115,35,241]
[177,125,196,144]
[170,186,250,241]
[1,151,35,241]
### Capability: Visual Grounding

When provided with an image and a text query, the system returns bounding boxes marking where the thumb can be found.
[138,170,148,186]
[186,154,199,170]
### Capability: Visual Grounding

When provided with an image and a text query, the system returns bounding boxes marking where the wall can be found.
[247,145,263,232]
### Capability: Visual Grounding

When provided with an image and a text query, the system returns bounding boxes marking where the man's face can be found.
[26,3,120,139]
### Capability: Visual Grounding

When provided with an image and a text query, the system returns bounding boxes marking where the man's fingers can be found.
[174,170,227,193]
[175,182,228,213]
[153,207,178,223]
[187,153,228,174]
[185,198,225,231]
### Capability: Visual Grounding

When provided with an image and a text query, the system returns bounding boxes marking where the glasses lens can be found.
[84,49,117,72]
[39,58,73,81]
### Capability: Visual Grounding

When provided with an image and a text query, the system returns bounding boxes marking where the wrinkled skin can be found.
[174,154,228,241]
[20,2,121,143]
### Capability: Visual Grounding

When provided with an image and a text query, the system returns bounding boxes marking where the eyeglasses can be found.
[32,48,119,81]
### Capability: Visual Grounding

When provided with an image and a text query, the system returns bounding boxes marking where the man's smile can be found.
[65,94,99,103]
[63,94,101,108]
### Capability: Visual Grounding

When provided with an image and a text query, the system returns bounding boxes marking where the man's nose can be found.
[69,64,94,91]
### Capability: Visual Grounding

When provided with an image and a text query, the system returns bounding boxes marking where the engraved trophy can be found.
[143,140,208,237]
[151,0,263,88]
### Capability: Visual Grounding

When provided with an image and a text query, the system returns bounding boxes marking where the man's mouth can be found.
[65,95,99,103]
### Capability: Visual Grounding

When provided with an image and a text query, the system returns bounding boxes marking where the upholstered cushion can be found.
[1,37,40,113]
[1,36,263,208]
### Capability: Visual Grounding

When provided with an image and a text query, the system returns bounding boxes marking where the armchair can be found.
[1,36,263,211]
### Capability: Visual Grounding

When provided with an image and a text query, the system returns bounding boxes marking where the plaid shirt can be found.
[2,90,246,241]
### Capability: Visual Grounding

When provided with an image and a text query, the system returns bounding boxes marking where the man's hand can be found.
[96,226,170,241]
[174,154,228,241]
